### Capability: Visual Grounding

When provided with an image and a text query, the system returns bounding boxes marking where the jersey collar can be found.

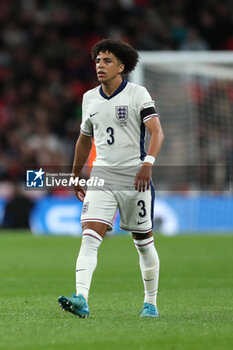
[99,79,127,100]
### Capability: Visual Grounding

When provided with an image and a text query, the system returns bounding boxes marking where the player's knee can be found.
[82,222,107,238]
[132,231,153,240]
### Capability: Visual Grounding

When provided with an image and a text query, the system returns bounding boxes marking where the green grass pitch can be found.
[0,232,233,350]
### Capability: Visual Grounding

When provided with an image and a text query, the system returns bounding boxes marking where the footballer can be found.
[58,39,164,318]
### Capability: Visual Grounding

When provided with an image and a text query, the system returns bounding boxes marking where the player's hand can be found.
[134,163,152,192]
[74,184,86,202]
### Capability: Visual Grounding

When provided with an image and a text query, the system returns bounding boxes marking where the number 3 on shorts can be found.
[137,200,146,218]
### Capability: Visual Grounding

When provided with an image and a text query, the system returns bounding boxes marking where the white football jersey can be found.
[80,79,159,167]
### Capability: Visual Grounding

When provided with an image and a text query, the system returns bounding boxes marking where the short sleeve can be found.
[80,93,93,137]
[134,86,160,123]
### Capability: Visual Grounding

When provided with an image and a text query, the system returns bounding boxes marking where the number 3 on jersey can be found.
[106,127,115,145]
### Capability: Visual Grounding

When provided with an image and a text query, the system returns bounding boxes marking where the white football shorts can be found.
[80,186,155,233]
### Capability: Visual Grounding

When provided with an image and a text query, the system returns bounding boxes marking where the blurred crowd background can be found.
[0,0,233,183]
[0,0,232,228]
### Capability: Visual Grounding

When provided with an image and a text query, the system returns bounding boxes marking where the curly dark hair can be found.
[91,39,139,74]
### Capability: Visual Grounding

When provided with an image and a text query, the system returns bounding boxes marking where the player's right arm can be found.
[72,91,94,201]
[72,133,93,201]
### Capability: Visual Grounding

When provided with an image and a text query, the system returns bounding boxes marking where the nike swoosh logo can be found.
[137,220,148,225]
[90,112,99,118]
[144,279,154,282]
[76,269,86,272]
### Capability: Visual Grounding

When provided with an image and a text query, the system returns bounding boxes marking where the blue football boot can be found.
[139,302,159,318]
[58,294,89,318]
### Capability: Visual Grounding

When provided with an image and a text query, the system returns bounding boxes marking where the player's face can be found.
[95,51,124,83]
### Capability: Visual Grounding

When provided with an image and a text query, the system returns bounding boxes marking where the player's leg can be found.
[76,189,117,302]
[58,189,117,317]
[58,222,108,318]
[75,221,108,301]
[116,188,159,318]
[132,230,160,318]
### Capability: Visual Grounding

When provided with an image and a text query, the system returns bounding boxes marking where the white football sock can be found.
[134,237,160,306]
[76,229,102,301]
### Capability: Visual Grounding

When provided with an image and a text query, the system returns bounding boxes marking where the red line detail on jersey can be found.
[81,218,113,227]
[120,226,152,233]
[143,114,159,122]
[80,129,93,136]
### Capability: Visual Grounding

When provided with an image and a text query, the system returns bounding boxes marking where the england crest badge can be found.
[82,202,89,215]
[115,105,128,125]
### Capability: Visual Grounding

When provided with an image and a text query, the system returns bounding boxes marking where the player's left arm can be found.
[135,117,164,192]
